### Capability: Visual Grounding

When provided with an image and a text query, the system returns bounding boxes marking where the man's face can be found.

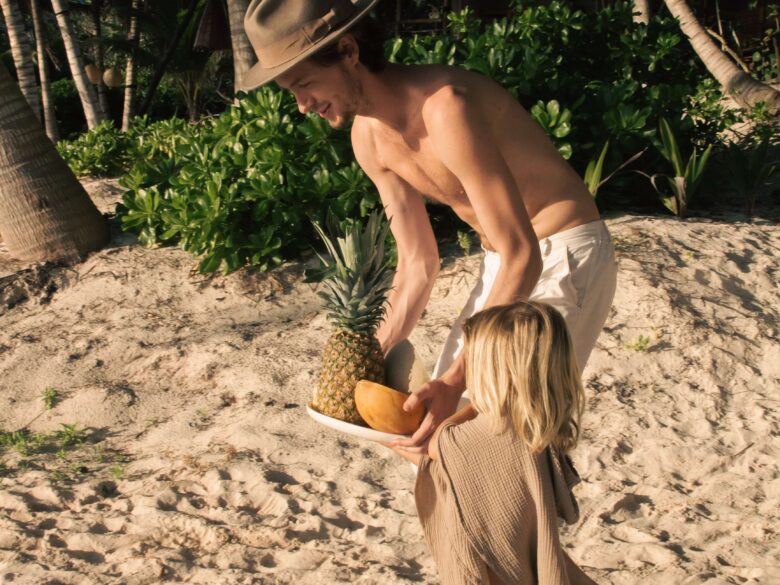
[275,57,361,130]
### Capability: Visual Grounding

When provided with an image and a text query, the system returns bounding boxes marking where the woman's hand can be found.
[390,377,463,454]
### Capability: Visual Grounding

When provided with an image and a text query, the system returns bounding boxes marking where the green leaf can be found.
[584,141,609,196]
[199,252,223,274]
[658,118,684,176]
[553,122,571,138]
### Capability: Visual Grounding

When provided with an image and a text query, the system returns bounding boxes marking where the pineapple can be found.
[310,211,394,424]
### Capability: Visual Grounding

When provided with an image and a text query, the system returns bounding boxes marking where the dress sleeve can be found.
[415,434,490,585]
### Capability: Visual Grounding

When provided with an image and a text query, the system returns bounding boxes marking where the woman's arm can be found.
[387,445,423,466]
[428,403,479,461]
[383,404,478,465]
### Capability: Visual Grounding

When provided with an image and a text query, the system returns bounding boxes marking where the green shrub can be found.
[129,116,197,160]
[530,100,573,160]
[389,1,728,208]
[75,0,773,274]
[57,121,132,177]
[117,89,378,273]
[720,137,778,215]
[57,116,203,178]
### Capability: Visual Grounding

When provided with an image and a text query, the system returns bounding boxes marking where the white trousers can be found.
[432,219,617,378]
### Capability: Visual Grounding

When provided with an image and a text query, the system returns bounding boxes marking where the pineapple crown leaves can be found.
[308,210,395,334]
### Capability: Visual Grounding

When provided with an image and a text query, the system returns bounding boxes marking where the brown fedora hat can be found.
[239,0,380,92]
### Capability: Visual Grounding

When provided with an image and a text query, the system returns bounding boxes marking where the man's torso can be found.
[352,65,600,248]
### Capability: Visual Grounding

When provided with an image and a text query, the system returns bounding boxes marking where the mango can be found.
[354,380,425,435]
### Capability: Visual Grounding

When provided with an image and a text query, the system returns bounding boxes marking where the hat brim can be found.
[237,0,380,92]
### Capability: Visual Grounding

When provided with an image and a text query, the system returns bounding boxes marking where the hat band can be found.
[258,8,344,69]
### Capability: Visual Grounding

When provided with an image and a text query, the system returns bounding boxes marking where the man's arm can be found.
[394,85,543,453]
[426,86,543,320]
[351,121,440,354]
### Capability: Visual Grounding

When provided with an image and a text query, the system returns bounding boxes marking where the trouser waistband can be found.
[538,220,610,255]
[482,220,611,258]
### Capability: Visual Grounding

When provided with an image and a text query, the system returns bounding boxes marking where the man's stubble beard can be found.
[330,110,355,130]
[330,70,366,130]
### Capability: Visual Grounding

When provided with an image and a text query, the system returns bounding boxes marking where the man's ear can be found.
[337,34,359,66]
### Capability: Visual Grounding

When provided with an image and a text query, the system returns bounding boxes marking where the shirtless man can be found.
[240,0,618,453]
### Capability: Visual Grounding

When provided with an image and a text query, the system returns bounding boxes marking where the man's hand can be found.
[390,377,463,454]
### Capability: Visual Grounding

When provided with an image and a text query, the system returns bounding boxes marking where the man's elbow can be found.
[424,254,440,281]
[399,253,440,283]
[503,244,543,291]
[526,246,543,284]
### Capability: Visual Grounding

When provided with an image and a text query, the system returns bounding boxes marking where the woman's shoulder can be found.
[439,414,535,469]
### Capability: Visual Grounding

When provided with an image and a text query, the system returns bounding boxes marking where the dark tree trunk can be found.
[30,0,59,141]
[122,0,142,131]
[0,0,41,118]
[91,0,111,120]
[226,0,256,93]
[138,0,200,117]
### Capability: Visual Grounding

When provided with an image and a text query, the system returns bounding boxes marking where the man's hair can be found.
[309,15,388,72]
[462,301,585,454]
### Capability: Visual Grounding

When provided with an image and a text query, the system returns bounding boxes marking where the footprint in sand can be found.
[600,493,654,525]
[611,439,634,463]
[284,515,329,542]
[264,469,300,487]
[321,511,365,532]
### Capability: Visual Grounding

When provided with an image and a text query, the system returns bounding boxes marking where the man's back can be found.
[351,63,599,247]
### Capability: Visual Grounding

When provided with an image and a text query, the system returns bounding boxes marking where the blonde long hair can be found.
[462,301,584,453]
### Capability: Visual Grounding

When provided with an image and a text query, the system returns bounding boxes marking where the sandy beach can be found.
[0,179,778,584]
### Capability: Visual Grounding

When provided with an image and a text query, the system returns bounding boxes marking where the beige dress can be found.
[415,415,597,585]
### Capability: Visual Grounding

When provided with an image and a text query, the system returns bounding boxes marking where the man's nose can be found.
[295,92,314,114]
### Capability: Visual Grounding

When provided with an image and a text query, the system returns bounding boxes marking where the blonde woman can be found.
[395,301,598,585]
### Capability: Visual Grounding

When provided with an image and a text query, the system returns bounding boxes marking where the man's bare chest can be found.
[377,136,465,203]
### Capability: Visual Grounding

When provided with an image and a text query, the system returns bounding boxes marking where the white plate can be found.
[306,405,408,443]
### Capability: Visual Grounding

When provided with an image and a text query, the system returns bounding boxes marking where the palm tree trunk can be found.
[91,0,110,120]
[50,0,106,129]
[0,0,41,119]
[122,0,142,131]
[664,0,780,112]
[0,62,109,262]
[633,0,651,25]
[29,0,59,142]
[226,0,255,93]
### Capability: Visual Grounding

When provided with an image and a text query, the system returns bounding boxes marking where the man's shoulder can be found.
[419,70,491,129]
[350,115,375,144]
[350,116,380,165]
[422,84,468,122]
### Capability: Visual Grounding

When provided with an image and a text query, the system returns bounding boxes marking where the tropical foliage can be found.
[116,89,376,273]
[40,1,780,273]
